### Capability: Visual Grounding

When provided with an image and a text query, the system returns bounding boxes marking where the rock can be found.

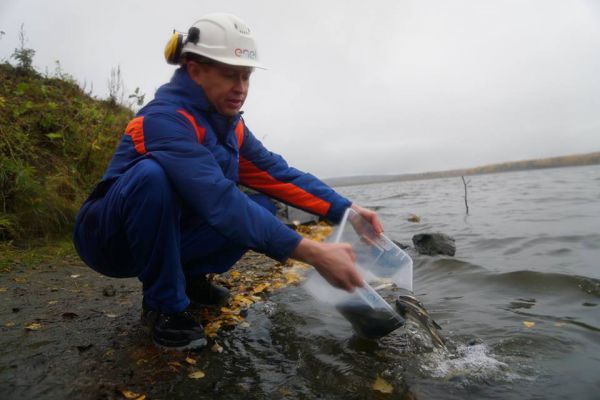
[62,312,79,320]
[412,233,456,256]
[277,203,319,226]
[240,185,319,225]
[102,285,116,297]
[391,240,412,251]
[76,344,93,353]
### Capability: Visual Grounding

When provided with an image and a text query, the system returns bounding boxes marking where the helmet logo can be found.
[234,48,256,60]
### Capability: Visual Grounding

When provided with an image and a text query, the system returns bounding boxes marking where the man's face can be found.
[188,61,253,117]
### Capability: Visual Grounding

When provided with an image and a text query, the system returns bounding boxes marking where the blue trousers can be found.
[73,159,276,314]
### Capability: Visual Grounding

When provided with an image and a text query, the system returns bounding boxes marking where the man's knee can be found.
[122,159,177,210]
[129,159,170,190]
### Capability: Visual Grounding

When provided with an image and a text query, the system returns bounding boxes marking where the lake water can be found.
[175,165,600,399]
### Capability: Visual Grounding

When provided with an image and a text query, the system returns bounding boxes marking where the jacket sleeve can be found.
[135,111,302,262]
[238,124,352,223]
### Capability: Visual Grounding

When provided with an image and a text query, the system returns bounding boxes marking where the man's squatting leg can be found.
[74,158,278,314]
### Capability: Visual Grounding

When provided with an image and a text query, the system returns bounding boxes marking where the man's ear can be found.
[186,61,206,85]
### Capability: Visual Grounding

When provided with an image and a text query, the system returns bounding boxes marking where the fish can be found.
[395,291,446,348]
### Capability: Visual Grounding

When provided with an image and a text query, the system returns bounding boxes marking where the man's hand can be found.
[291,238,363,291]
[351,203,384,234]
[289,205,382,292]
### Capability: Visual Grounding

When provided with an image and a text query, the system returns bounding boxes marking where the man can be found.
[73,13,383,350]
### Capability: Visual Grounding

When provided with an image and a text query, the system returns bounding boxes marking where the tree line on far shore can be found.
[327,152,600,187]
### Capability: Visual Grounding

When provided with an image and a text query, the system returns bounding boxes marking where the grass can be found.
[0,62,133,244]
[0,235,76,272]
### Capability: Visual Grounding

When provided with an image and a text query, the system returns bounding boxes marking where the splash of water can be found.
[419,343,521,386]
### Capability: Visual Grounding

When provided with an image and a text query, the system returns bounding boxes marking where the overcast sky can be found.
[1,0,599,178]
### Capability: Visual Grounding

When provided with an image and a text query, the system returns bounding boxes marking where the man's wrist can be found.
[290,238,320,265]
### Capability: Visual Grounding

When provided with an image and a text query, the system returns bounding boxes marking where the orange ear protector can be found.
[164,27,201,65]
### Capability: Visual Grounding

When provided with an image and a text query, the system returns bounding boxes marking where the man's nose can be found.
[232,77,248,93]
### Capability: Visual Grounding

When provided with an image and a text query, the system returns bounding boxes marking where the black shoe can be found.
[141,305,207,350]
[186,275,230,308]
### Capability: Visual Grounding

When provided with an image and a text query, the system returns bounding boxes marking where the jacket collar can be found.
[153,67,211,113]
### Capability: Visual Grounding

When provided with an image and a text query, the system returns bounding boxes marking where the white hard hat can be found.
[181,13,265,69]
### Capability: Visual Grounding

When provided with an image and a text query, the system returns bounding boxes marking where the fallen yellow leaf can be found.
[204,321,222,337]
[230,271,240,279]
[47,300,58,305]
[285,271,301,284]
[0,287,7,292]
[25,322,42,331]
[523,321,535,328]
[270,281,285,290]
[292,261,311,270]
[5,321,15,327]
[252,283,270,294]
[372,376,393,394]
[188,370,206,379]
[120,389,144,399]
[185,357,197,365]
[233,294,249,301]
[407,214,421,223]
[224,316,242,325]
[232,294,254,307]
[211,342,224,353]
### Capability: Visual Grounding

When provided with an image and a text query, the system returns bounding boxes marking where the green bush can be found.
[11,24,36,75]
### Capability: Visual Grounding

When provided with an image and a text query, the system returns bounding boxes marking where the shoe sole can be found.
[152,336,208,351]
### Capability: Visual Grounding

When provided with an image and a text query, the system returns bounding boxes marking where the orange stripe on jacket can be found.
[177,110,206,143]
[235,120,245,148]
[239,156,331,217]
[125,116,146,154]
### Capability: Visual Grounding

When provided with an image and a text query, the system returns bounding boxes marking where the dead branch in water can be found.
[461,176,470,215]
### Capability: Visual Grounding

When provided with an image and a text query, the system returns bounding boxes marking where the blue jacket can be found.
[96,67,351,261]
